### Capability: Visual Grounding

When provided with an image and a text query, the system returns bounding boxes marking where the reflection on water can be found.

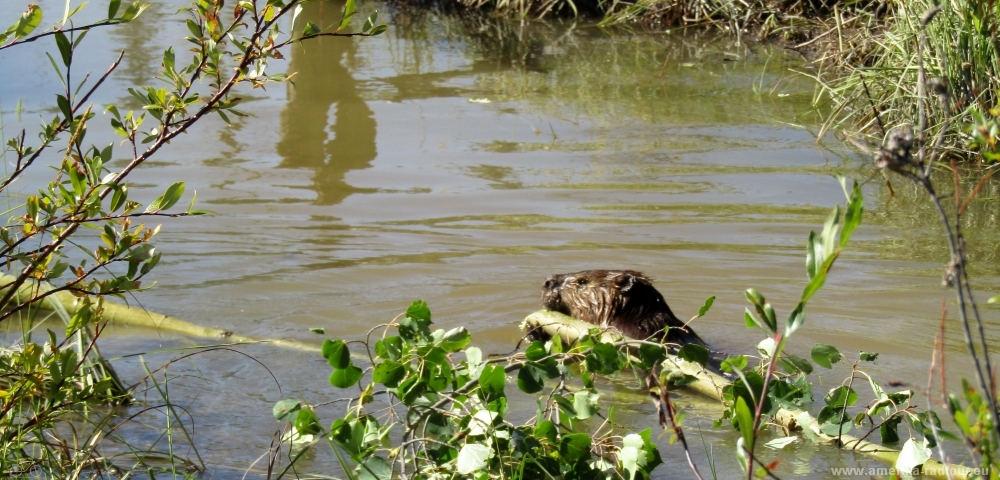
[1,1,998,478]
[277,0,378,205]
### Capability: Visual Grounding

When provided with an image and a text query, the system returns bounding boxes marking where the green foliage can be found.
[0,0,387,476]
[714,179,940,473]
[273,300,663,479]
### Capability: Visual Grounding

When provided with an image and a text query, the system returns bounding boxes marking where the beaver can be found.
[541,269,705,346]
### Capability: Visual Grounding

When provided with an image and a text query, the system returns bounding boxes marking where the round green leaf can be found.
[478,364,505,396]
[559,433,592,463]
[525,341,548,361]
[330,364,363,388]
[517,364,545,394]
[323,339,351,369]
[811,343,842,369]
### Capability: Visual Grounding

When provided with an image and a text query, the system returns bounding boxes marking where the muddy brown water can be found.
[2,1,999,478]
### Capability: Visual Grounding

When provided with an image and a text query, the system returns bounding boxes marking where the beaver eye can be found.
[576,278,588,287]
[544,279,555,289]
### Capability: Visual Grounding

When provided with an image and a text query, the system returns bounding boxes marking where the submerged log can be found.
[523,309,977,480]
[0,273,321,354]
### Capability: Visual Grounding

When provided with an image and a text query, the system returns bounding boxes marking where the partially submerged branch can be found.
[523,309,978,480]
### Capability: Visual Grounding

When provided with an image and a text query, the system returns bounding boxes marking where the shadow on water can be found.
[277,0,378,205]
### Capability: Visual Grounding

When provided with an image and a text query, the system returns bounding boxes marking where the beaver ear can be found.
[617,272,637,292]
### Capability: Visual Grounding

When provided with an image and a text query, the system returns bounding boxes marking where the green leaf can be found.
[478,364,505,396]
[119,1,146,22]
[367,24,387,36]
[109,0,122,19]
[811,343,842,369]
[308,328,325,334]
[734,396,755,447]
[186,18,201,38]
[817,405,846,425]
[322,339,351,369]
[272,399,301,420]
[374,336,402,360]
[534,420,557,443]
[525,341,548,361]
[439,326,470,352]
[697,295,715,317]
[677,344,709,367]
[293,407,321,435]
[585,342,622,375]
[778,354,813,375]
[638,343,667,370]
[406,299,431,322]
[13,4,43,40]
[744,289,776,333]
[818,419,852,436]
[56,94,72,120]
[820,204,841,258]
[720,355,747,373]
[399,300,432,343]
[155,182,185,211]
[572,390,599,420]
[339,0,356,31]
[806,230,818,280]
[559,433,592,463]
[162,46,175,73]
[785,302,805,337]
[744,307,767,332]
[879,416,902,444]
[146,182,184,213]
[302,21,320,36]
[54,31,71,67]
[362,10,378,33]
[125,243,156,261]
[619,434,643,480]
[330,364,363,388]
[840,182,863,247]
[517,364,545,394]
[988,295,1000,303]
[372,360,405,387]
[139,252,161,275]
[823,386,858,407]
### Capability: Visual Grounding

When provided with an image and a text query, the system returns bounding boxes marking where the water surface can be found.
[2,1,999,478]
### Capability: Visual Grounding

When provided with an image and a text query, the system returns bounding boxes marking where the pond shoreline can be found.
[393,0,1000,165]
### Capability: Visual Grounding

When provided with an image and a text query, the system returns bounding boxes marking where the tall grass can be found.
[820,0,1000,158]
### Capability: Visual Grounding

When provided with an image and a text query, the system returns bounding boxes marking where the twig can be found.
[649,366,705,480]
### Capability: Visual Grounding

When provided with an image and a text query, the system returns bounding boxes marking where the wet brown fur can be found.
[541,270,705,345]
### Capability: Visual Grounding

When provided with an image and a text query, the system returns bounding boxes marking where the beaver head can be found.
[541,269,703,345]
